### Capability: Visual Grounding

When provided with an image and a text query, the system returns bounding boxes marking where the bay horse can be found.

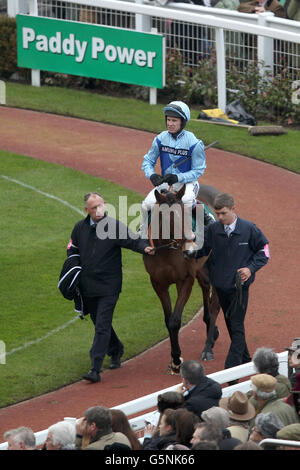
[143,184,221,374]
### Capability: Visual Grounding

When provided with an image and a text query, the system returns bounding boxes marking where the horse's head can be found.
[152,185,198,257]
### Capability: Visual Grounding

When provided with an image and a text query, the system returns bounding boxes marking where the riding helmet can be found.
[163,101,191,130]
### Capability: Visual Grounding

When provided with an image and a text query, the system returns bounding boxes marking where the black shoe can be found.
[109,348,124,370]
[82,369,101,383]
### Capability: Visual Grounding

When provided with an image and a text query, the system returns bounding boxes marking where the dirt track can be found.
[0,107,299,438]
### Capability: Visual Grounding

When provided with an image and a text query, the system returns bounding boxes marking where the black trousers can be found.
[216,286,251,369]
[83,295,123,373]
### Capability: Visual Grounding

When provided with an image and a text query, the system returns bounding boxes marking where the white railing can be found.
[259,438,300,449]
[0,351,290,450]
[8,0,300,110]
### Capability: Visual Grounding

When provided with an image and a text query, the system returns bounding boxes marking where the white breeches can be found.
[142,181,200,212]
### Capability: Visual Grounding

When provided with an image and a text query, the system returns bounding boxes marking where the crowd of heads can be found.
[2,338,300,451]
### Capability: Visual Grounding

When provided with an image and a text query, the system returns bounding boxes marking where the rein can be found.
[151,239,182,252]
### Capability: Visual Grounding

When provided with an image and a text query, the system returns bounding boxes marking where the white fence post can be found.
[28,0,40,87]
[8,0,29,16]
[215,27,226,112]
[135,0,157,105]
[257,12,274,77]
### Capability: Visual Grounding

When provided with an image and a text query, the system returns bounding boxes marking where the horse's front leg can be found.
[150,280,178,370]
[166,277,194,370]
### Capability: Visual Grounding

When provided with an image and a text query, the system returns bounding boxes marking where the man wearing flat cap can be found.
[248,373,299,428]
[276,423,300,450]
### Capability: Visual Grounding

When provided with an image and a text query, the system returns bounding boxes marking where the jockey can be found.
[140,101,207,238]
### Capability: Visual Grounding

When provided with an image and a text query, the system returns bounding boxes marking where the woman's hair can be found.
[174,408,200,447]
[110,409,142,450]
[157,391,184,413]
[161,408,176,431]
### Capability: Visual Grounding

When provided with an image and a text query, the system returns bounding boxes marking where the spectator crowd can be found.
[2,339,300,451]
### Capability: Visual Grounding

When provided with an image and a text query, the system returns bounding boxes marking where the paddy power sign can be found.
[17,15,165,88]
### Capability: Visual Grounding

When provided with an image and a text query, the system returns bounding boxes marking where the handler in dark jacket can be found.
[196,193,269,371]
[67,192,153,383]
[176,360,222,417]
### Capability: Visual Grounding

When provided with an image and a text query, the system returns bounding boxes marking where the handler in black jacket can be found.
[196,193,269,371]
[67,192,153,383]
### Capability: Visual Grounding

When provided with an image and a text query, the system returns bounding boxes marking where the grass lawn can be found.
[0,150,203,408]
[5,82,300,174]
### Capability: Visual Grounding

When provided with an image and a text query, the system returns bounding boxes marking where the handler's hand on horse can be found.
[237,267,251,283]
[144,246,155,255]
[150,173,164,187]
[164,173,178,185]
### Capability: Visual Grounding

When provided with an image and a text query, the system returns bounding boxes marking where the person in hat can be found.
[140,101,207,238]
[252,347,292,399]
[279,423,300,440]
[249,412,284,448]
[201,406,242,450]
[249,373,299,429]
[286,337,300,388]
[284,371,300,416]
[276,423,300,449]
[219,391,256,443]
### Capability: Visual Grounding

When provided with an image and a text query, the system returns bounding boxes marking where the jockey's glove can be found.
[150,173,164,186]
[164,174,178,185]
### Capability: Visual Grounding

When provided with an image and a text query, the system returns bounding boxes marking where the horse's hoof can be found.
[201,351,214,361]
[167,357,183,375]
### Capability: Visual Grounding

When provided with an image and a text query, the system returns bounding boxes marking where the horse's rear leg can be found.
[196,267,220,360]
[201,287,220,361]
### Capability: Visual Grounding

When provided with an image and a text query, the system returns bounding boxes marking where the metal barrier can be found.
[0,351,289,450]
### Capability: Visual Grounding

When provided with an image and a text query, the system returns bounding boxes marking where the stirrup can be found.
[167,357,183,375]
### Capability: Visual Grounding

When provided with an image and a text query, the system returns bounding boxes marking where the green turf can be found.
[5,82,300,174]
[0,151,204,408]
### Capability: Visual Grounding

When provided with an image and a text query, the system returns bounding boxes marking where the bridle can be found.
[151,239,183,253]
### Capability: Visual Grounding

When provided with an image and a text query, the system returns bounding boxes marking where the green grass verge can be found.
[0,150,204,408]
[5,82,300,174]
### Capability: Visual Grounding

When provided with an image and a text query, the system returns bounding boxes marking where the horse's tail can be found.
[197,184,221,214]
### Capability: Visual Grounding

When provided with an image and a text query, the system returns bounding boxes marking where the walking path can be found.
[0,107,299,438]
